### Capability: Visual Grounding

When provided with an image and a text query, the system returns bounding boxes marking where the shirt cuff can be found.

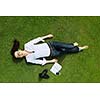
[42,58,47,66]
[38,37,45,42]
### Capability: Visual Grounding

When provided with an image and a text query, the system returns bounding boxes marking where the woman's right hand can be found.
[47,34,53,38]
[41,34,53,40]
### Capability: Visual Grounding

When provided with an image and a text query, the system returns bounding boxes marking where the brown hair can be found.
[11,39,20,58]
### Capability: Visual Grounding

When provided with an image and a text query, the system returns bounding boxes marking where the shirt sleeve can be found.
[24,37,45,52]
[27,58,47,66]
[25,37,44,45]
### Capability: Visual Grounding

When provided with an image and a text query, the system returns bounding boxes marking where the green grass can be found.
[0,16,100,82]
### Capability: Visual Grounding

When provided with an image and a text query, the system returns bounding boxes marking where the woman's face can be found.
[14,50,25,58]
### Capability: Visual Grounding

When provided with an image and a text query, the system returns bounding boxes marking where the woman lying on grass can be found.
[11,34,88,65]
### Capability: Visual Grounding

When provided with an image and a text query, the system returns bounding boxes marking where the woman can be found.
[11,34,88,65]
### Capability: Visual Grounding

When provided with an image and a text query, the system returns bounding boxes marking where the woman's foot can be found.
[74,42,78,46]
[79,46,88,51]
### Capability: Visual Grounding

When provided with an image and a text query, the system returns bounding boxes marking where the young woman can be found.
[11,34,88,65]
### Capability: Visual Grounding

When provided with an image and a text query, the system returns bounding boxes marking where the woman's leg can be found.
[51,41,76,50]
[66,46,80,53]
[79,46,88,51]
[48,41,88,57]
[67,45,89,53]
[48,41,79,55]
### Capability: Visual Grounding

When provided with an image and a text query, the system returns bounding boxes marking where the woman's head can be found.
[11,39,26,59]
[14,50,25,58]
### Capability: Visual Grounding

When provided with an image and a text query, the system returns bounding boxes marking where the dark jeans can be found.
[47,41,79,57]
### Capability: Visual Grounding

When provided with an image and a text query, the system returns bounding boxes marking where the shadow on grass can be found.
[57,55,66,63]
[56,51,82,64]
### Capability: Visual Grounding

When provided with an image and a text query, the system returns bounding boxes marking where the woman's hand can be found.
[47,34,53,38]
[46,58,58,64]
[41,34,53,40]
[52,58,58,63]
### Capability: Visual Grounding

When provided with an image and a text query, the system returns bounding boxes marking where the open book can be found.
[50,62,62,75]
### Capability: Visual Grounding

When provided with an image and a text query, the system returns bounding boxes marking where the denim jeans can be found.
[47,41,79,57]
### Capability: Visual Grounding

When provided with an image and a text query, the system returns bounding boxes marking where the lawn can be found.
[0,16,100,83]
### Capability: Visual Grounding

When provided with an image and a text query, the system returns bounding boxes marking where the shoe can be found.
[43,74,50,79]
[39,73,50,79]
[39,69,50,79]
[41,69,48,75]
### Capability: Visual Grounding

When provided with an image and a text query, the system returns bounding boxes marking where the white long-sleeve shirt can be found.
[24,37,51,65]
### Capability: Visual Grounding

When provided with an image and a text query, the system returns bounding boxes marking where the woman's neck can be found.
[23,50,32,56]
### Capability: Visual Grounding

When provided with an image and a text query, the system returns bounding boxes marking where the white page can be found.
[50,62,62,75]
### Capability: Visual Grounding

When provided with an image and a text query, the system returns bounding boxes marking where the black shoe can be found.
[39,69,50,79]
[42,69,48,75]
[39,73,50,79]
[43,74,50,79]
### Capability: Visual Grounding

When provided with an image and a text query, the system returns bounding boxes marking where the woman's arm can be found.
[27,58,58,66]
[46,59,58,64]
[40,34,53,41]
[25,34,53,46]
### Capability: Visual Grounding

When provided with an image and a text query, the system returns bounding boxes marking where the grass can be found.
[0,16,100,83]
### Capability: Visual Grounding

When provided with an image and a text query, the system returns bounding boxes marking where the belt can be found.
[47,42,54,57]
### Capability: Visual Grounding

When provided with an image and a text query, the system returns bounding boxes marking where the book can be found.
[50,62,62,75]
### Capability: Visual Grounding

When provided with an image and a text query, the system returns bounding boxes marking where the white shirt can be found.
[24,37,50,65]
